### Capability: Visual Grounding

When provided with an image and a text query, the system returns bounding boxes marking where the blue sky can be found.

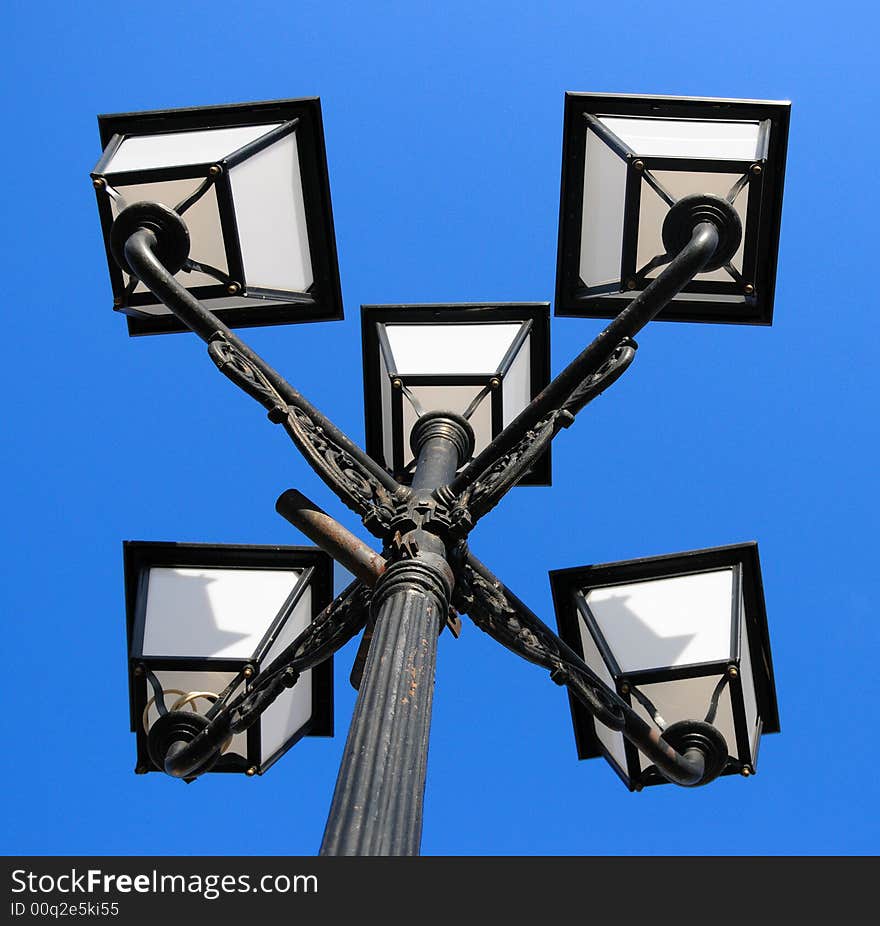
[2,0,877,855]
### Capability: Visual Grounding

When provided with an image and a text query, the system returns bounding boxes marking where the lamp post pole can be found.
[320,413,473,856]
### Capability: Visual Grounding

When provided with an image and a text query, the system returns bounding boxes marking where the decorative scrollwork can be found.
[208,336,284,413]
[452,340,637,532]
[282,407,401,535]
[208,337,404,538]
[453,555,626,731]
[561,339,636,418]
[460,411,567,525]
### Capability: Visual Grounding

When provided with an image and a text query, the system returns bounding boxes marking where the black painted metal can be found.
[319,415,468,856]
[409,412,475,492]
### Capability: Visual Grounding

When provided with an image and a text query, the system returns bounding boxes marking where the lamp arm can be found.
[161,579,372,779]
[453,550,725,787]
[447,222,721,524]
[121,226,404,538]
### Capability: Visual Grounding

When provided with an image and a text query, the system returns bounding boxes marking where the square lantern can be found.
[92,98,343,336]
[556,93,790,325]
[123,541,334,776]
[361,303,551,485]
[550,543,779,790]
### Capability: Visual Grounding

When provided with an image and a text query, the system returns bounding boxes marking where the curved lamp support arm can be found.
[121,226,403,535]
[453,550,726,787]
[449,222,721,504]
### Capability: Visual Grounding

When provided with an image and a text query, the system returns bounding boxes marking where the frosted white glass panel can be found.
[636,171,748,282]
[386,324,521,375]
[632,674,738,770]
[584,568,734,672]
[143,567,303,659]
[150,669,248,758]
[401,384,491,467]
[230,131,312,292]
[111,179,227,297]
[738,586,761,762]
[502,333,530,426]
[599,117,760,160]
[579,127,627,287]
[105,124,280,173]
[379,345,394,467]
[260,588,313,762]
[577,615,628,773]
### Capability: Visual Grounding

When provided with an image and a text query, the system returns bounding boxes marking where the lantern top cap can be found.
[96,96,322,151]
[564,90,791,111]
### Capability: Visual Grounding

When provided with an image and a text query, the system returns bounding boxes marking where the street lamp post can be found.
[90,91,790,855]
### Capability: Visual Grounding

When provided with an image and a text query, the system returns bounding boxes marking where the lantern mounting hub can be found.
[658,720,729,787]
[110,201,191,277]
[147,709,222,780]
[409,411,475,463]
[662,194,742,273]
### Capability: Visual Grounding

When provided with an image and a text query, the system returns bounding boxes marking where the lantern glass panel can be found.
[102,124,276,173]
[502,335,530,426]
[739,585,762,757]
[384,323,522,374]
[259,587,313,764]
[228,131,312,292]
[577,613,628,774]
[579,126,628,288]
[599,117,761,159]
[583,568,735,673]
[378,339,395,467]
[142,566,304,659]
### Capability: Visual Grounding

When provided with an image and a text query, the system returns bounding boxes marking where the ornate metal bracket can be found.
[449,340,637,529]
[207,336,404,538]
[452,551,626,729]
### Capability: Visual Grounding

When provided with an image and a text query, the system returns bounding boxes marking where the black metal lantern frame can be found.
[360,303,552,485]
[92,98,343,336]
[550,543,779,790]
[556,93,790,325]
[123,541,334,775]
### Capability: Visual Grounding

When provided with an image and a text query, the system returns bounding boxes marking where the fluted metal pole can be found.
[320,413,472,856]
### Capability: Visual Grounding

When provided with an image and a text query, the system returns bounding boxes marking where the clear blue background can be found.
[2,0,877,856]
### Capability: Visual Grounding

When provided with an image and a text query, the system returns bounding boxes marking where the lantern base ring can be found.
[147,709,222,779]
[657,720,729,787]
[661,194,742,273]
[110,201,191,277]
